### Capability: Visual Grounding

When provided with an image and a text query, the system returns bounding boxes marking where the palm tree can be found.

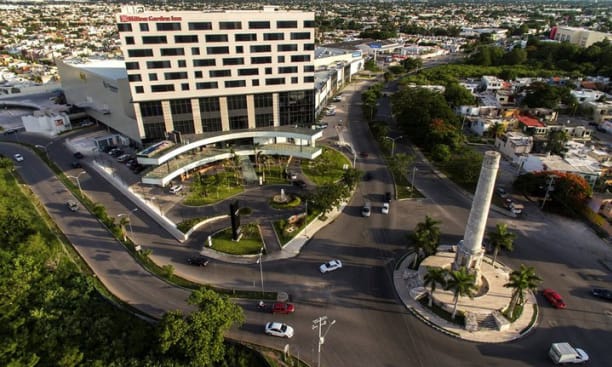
[118,215,130,242]
[410,215,441,267]
[445,267,477,319]
[487,223,516,266]
[423,267,448,307]
[504,265,541,319]
[490,122,506,138]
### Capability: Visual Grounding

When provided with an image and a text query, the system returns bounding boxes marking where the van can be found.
[361,201,371,217]
[169,184,183,194]
[548,342,589,364]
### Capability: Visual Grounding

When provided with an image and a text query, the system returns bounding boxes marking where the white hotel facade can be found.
[113,6,324,185]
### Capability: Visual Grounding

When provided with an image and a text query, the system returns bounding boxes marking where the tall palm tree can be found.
[487,223,516,266]
[423,267,448,307]
[118,215,130,242]
[504,265,541,319]
[410,215,441,267]
[445,267,477,319]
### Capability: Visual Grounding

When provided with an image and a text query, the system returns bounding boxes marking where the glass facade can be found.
[278,90,315,127]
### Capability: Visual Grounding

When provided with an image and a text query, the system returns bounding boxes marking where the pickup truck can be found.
[549,342,589,364]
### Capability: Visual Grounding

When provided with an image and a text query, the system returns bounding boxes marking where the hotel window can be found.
[201,117,222,132]
[173,120,195,134]
[256,114,274,127]
[156,22,181,31]
[188,22,212,30]
[304,43,315,51]
[266,78,285,85]
[219,21,242,30]
[210,70,231,78]
[181,83,189,91]
[291,77,298,84]
[161,48,185,56]
[235,33,257,41]
[193,59,216,67]
[207,46,230,55]
[252,80,260,86]
[291,55,311,62]
[251,56,272,64]
[165,72,188,80]
[277,44,298,52]
[304,76,315,83]
[125,36,135,45]
[142,36,167,44]
[191,47,200,55]
[126,62,139,70]
[265,67,272,75]
[199,97,220,112]
[139,23,149,32]
[128,49,153,57]
[140,101,163,116]
[178,60,186,67]
[135,86,144,94]
[238,68,258,76]
[254,93,273,108]
[205,34,228,42]
[290,32,310,40]
[148,73,158,81]
[250,45,271,53]
[279,66,297,74]
[196,82,218,90]
[223,57,244,66]
[303,65,314,72]
[195,71,203,78]
[229,116,248,130]
[175,35,198,43]
[147,60,171,69]
[249,21,270,29]
[278,56,285,63]
[277,20,298,29]
[128,74,142,82]
[304,20,315,28]
[225,80,246,88]
[170,99,192,114]
[227,95,247,110]
[264,33,284,41]
[143,122,166,139]
[117,23,132,32]
[236,46,244,53]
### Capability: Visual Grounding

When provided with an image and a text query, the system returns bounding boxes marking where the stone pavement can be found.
[393,249,538,343]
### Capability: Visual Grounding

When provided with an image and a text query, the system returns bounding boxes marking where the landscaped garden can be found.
[184,170,244,206]
[210,223,264,255]
[301,147,351,185]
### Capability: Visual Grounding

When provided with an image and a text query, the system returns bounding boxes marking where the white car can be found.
[264,322,294,338]
[169,184,183,194]
[13,153,23,162]
[320,259,342,273]
[382,202,390,215]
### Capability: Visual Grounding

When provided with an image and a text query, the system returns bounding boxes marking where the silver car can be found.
[265,322,294,338]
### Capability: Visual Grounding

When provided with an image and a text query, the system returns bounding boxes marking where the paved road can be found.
[2,78,611,366]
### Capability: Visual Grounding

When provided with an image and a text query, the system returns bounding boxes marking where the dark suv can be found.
[187,256,209,267]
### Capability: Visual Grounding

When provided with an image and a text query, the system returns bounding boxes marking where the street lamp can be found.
[117,209,137,239]
[256,247,264,295]
[312,316,336,367]
[35,142,53,160]
[411,166,418,191]
[383,135,404,156]
[67,171,87,194]
[541,176,556,209]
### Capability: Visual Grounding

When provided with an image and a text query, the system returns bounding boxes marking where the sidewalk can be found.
[392,251,538,343]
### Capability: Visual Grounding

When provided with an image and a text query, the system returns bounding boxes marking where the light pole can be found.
[67,171,87,194]
[411,166,418,190]
[383,135,404,156]
[312,316,336,367]
[541,176,556,209]
[117,209,137,238]
[256,247,264,295]
[35,142,53,160]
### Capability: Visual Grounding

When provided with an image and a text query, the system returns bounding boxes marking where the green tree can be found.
[423,267,447,307]
[157,288,244,366]
[410,215,441,267]
[444,82,476,108]
[342,168,362,189]
[487,223,516,266]
[401,57,423,73]
[445,267,477,319]
[431,144,451,163]
[504,265,541,319]
[490,122,506,138]
[546,130,569,155]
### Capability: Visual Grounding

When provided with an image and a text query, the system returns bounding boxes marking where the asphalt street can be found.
[1,79,611,366]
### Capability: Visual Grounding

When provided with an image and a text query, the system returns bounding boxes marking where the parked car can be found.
[271,302,295,314]
[332,95,343,102]
[71,160,82,168]
[80,120,94,127]
[361,202,371,217]
[109,148,123,157]
[292,179,307,189]
[73,152,84,159]
[187,256,209,267]
[117,154,131,162]
[169,184,183,194]
[315,122,328,129]
[385,192,392,202]
[132,165,146,174]
[264,322,294,338]
[542,288,566,309]
[320,259,342,273]
[66,200,79,212]
[496,187,509,198]
[591,288,612,301]
[382,202,390,215]
[325,110,336,116]
[13,153,23,162]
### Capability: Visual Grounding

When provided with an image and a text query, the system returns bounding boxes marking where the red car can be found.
[542,288,566,309]
[271,302,295,314]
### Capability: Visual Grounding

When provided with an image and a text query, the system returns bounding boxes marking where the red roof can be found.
[518,115,544,128]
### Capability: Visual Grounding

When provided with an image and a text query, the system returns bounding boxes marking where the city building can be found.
[550,26,612,48]
[495,131,533,163]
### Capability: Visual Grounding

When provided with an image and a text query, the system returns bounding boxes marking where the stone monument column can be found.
[453,151,500,282]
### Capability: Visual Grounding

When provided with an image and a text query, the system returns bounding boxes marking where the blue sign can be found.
[369,42,382,49]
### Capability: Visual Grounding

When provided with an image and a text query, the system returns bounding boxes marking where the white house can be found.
[21,110,72,137]
[495,132,533,163]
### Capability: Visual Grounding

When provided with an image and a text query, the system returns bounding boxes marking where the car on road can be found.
[360,152,369,158]
[325,110,336,116]
[496,187,509,198]
[73,152,84,159]
[169,184,183,194]
[332,95,343,102]
[71,160,82,168]
[13,153,23,162]
[361,202,371,217]
[187,256,209,267]
[271,302,295,314]
[264,322,294,338]
[80,120,94,127]
[292,179,307,189]
[382,202,390,215]
[363,172,372,181]
[320,259,342,273]
[117,154,131,162]
[66,200,79,212]
[385,192,392,202]
[542,288,566,309]
[591,288,612,301]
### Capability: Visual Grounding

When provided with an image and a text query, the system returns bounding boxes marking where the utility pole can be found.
[312,316,336,367]
[541,176,556,210]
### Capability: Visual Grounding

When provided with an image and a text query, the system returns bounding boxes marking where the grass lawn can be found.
[211,223,263,255]
[258,165,290,185]
[418,295,465,326]
[183,172,244,206]
[302,147,350,185]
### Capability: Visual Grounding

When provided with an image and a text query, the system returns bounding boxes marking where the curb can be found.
[406,306,461,338]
